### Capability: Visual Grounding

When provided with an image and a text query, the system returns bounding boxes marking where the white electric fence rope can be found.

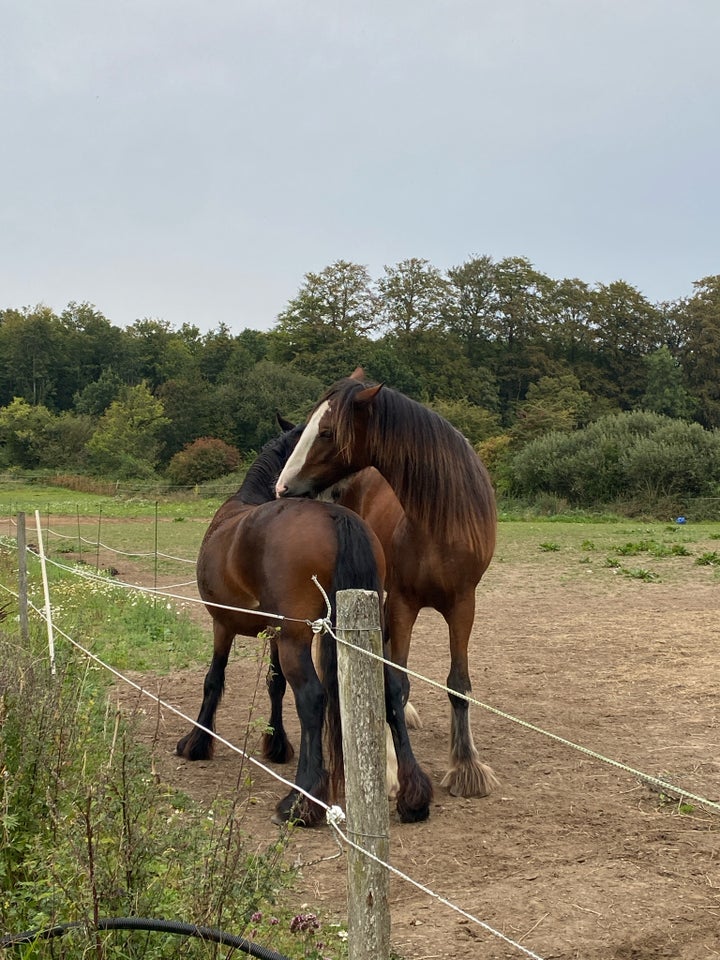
[6,514,720,954]
[10,541,720,814]
[40,554,289,622]
[45,526,197,564]
[3,514,196,564]
[326,810,546,960]
[17,590,326,812]
[4,514,717,953]
[0,578,549,960]
[322,620,720,814]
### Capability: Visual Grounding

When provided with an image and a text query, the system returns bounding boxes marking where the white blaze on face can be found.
[275,400,330,497]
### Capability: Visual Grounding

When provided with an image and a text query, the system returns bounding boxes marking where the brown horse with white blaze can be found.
[276,370,499,798]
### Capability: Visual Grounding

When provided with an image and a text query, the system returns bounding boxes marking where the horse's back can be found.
[199,497,384,625]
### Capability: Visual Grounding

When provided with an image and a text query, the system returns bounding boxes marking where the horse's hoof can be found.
[441,761,499,798]
[397,803,431,823]
[272,806,311,828]
[273,793,308,827]
[262,731,295,764]
[396,766,433,822]
[176,733,213,762]
[273,791,327,828]
[385,725,400,799]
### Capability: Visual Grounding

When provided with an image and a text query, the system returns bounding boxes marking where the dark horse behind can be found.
[176,425,432,825]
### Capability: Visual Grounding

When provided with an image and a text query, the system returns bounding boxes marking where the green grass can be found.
[3,482,718,605]
[495,517,720,585]
[0,478,227,520]
[0,544,208,671]
[695,551,720,566]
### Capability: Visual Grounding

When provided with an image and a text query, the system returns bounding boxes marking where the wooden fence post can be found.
[17,512,29,643]
[336,588,390,960]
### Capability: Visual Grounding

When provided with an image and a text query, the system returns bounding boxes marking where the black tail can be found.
[319,510,383,801]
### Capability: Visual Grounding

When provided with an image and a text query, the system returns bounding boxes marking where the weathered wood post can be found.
[16,512,29,643]
[336,588,390,960]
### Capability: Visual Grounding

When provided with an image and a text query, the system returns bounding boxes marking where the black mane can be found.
[236,425,303,505]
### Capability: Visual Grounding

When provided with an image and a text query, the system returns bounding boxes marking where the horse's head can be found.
[275,373,383,499]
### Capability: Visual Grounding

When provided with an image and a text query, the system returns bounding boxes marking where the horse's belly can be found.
[391,539,482,601]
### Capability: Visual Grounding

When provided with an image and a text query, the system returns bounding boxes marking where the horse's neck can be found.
[368,452,414,511]
[236,461,276,505]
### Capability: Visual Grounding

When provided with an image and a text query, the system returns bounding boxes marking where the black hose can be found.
[0,916,292,960]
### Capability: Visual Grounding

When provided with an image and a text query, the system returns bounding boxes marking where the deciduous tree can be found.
[676,275,720,427]
[87,383,169,477]
[377,258,449,335]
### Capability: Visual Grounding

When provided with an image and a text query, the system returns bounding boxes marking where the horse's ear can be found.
[276,412,296,431]
[354,383,383,405]
[350,367,365,381]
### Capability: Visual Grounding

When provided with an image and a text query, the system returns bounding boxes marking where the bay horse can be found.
[276,370,499,798]
[176,425,432,825]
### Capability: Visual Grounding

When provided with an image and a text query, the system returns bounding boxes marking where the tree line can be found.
[1,256,719,506]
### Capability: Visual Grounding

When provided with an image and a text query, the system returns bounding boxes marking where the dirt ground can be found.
[110,534,720,960]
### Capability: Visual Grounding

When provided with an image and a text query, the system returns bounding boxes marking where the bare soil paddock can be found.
[105,522,720,959]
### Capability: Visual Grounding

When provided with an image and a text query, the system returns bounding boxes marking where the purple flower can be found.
[290,913,320,934]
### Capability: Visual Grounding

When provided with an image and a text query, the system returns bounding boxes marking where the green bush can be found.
[510,410,720,511]
[166,437,241,486]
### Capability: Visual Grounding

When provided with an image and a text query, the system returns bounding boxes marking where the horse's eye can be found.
[319,430,334,441]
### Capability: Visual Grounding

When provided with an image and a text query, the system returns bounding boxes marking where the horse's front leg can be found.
[177,619,234,761]
[262,636,295,763]
[384,663,432,822]
[272,638,328,827]
[441,592,500,798]
[384,590,422,728]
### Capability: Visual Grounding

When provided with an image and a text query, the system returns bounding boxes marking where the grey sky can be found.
[2,1,718,333]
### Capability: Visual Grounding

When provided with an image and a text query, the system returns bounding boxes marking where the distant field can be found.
[3,480,718,597]
[0,478,225,520]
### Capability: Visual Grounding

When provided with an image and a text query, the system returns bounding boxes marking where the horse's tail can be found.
[319,509,383,802]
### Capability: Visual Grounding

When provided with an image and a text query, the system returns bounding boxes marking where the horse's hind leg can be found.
[262,637,295,763]
[272,637,328,827]
[441,595,499,798]
[385,664,432,822]
[176,620,233,761]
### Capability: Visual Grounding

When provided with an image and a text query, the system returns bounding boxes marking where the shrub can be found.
[166,437,241,486]
[476,434,513,493]
[510,410,720,512]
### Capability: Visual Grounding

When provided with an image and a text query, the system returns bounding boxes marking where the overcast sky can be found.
[2,1,719,333]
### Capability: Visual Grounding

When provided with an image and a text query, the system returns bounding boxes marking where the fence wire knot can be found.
[326,804,346,828]
[309,574,332,636]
